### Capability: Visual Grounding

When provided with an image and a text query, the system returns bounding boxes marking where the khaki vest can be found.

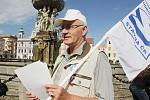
[52,49,99,97]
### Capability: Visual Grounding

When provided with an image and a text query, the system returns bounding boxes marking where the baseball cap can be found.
[54,9,87,26]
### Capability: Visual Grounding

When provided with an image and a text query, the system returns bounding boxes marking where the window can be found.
[29,42,32,47]
[18,49,20,53]
[19,34,21,38]
[109,41,111,44]
[29,49,31,53]
[108,53,111,57]
[23,55,27,59]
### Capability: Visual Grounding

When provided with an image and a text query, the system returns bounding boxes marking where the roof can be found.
[86,37,94,44]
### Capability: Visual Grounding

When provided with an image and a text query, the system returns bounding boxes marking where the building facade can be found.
[0,38,5,58]
[16,39,33,59]
[16,27,33,59]
[0,35,17,59]
[86,37,94,47]
[99,37,119,64]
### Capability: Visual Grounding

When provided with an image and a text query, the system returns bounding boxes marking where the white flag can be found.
[108,0,150,81]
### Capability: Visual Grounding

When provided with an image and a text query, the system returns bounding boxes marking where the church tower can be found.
[17,25,25,39]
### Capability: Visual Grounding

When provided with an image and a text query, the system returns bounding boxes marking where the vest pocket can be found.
[67,74,92,97]
[70,74,92,87]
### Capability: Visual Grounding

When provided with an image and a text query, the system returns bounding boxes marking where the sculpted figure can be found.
[49,8,58,31]
[39,6,50,31]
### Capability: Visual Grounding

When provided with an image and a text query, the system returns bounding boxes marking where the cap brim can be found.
[54,18,76,26]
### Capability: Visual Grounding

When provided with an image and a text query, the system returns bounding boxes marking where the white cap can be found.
[55,9,87,26]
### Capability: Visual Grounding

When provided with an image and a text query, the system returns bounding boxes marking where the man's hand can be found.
[26,91,40,100]
[45,84,98,100]
[45,84,71,100]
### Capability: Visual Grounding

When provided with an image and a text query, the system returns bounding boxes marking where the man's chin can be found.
[64,43,70,46]
[63,42,72,46]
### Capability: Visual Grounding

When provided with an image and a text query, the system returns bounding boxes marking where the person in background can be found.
[26,9,114,100]
[129,65,150,100]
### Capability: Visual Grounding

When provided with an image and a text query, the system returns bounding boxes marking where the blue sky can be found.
[0,0,143,44]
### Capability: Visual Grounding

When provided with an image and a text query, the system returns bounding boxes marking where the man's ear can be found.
[82,26,88,37]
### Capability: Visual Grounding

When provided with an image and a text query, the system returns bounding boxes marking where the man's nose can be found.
[62,28,69,33]
[62,29,69,36]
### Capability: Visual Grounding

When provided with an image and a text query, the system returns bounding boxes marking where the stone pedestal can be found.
[32,31,59,66]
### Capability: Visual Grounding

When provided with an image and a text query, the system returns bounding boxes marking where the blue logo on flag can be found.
[122,1,150,60]
[129,8,150,46]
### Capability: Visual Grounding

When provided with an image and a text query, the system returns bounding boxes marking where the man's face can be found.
[61,20,87,47]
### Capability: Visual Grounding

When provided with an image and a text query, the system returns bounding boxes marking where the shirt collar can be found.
[62,41,88,59]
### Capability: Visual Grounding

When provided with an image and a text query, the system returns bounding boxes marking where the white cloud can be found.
[0,0,36,24]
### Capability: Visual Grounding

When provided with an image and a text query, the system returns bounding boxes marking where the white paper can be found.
[15,61,53,100]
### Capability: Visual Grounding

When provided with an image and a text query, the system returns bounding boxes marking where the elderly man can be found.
[27,9,114,100]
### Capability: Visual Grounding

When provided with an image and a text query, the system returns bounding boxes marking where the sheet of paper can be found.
[15,61,53,100]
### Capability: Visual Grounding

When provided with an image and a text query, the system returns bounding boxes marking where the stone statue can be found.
[38,6,50,31]
[49,8,58,31]
[32,37,48,61]
[31,0,65,65]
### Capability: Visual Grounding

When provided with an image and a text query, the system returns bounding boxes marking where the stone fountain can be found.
[31,0,64,66]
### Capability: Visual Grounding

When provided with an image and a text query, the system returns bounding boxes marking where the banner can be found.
[108,0,150,81]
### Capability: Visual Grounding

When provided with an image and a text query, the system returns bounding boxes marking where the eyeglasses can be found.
[61,25,84,31]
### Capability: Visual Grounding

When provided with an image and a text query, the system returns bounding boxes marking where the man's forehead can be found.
[62,20,81,25]
[62,20,74,25]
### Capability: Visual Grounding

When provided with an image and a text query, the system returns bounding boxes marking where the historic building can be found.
[0,35,17,59]
[86,37,94,47]
[0,38,5,58]
[99,37,119,64]
[16,27,33,59]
